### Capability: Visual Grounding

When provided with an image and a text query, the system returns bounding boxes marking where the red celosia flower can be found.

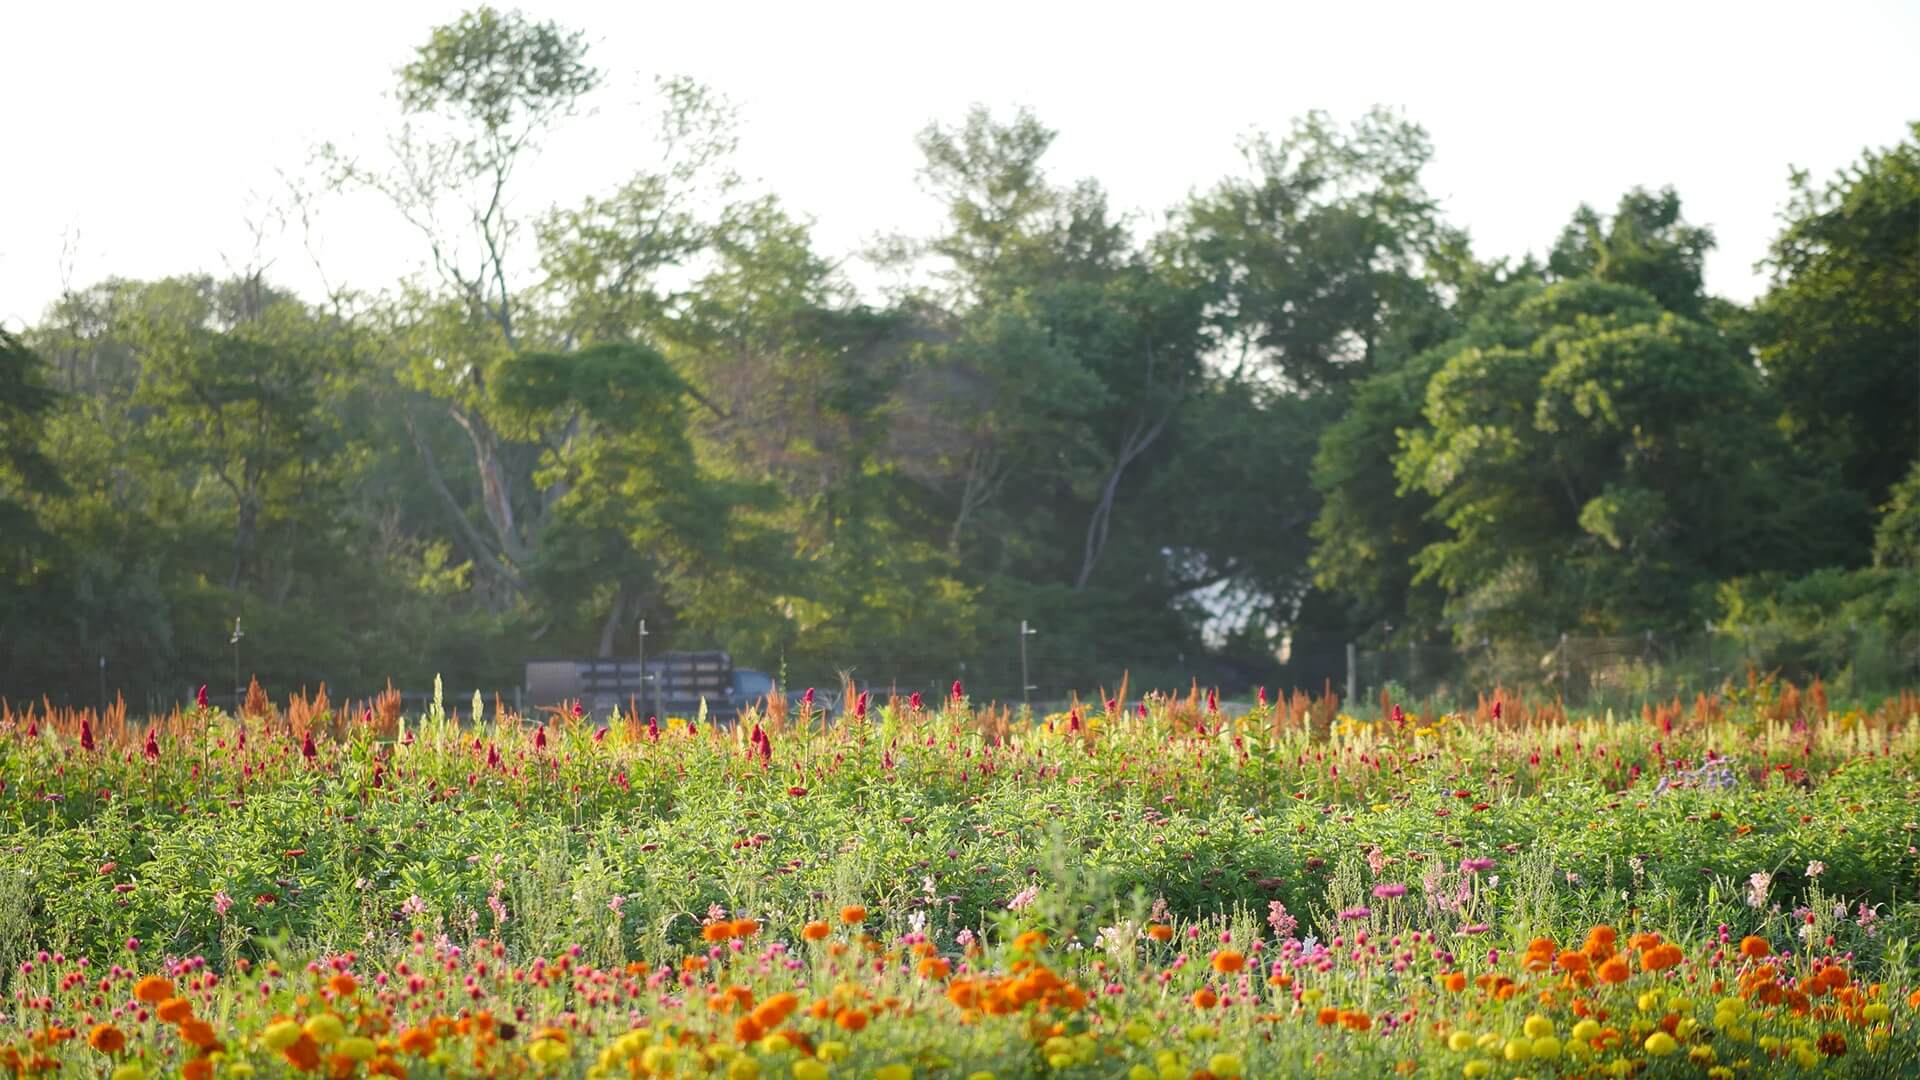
[80,720,95,752]
[301,732,317,761]
[196,685,209,709]
[950,680,964,701]
[143,728,159,762]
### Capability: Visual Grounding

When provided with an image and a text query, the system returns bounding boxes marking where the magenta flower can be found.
[1338,906,1372,921]
[213,891,234,916]
[196,685,209,709]
[1372,883,1407,899]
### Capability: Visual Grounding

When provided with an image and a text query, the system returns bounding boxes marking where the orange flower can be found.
[396,1029,435,1056]
[702,922,732,943]
[1441,972,1467,993]
[802,921,831,941]
[839,906,867,924]
[1146,924,1175,942]
[1211,950,1245,974]
[283,1033,322,1073]
[178,1018,218,1051]
[1014,931,1048,952]
[183,1058,213,1080]
[1597,956,1632,985]
[328,973,358,998]
[752,993,799,1029]
[1641,944,1683,972]
[1557,950,1591,974]
[732,1015,765,1043]
[1818,966,1850,991]
[1315,1006,1338,1026]
[731,919,760,939]
[134,976,176,1003]
[156,997,194,1024]
[1191,988,1219,1009]
[1339,1010,1372,1031]
[834,1008,869,1032]
[87,1025,126,1054]
[1739,936,1770,959]
[918,956,953,980]
[369,1056,408,1080]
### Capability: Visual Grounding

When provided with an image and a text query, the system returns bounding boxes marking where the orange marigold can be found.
[1441,972,1467,993]
[156,997,194,1024]
[1211,950,1246,974]
[134,976,175,1003]
[178,1018,219,1051]
[802,921,831,941]
[1146,924,1175,942]
[839,906,867,924]
[87,1025,126,1054]
[833,1008,868,1032]
[731,919,760,939]
[1738,935,1769,959]
[1191,988,1219,1009]
[283,1033,322,1073]
[702,922,732,943]
[328,974,358,998]
[1597,956,1632,985]
[182,1058,214,1080]
[395,1029,435,1056]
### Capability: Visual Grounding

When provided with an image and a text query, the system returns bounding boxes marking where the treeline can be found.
[2,9,1915,707]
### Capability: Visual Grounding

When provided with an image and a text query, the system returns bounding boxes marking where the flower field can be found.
[4,676,1920,1077]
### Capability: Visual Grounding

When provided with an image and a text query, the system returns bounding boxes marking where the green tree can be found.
[1752,123,1920,520]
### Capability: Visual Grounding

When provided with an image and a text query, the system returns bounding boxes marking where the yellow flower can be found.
[262,1022,302,1051]
[530,1039,572,1067]
[1462,1062,1491,1079]
[1503,1038,1532,1062]
[1523,1015,1554,1039]
[112,1066,147,1080]
[874,1067,913,1080]
[303,1014,345,1045]
[792,1063,829,1080]
[759,1034,792,1055]
[226,1065,255,1080]
[1531,1036,1561,1060]
[1447,1032,1474,1053]
[1864,1003,1890,1022]
[1571,1019,1600,1043]
[1129,1069,1155,1080]
[817,1042,850,1063]
[338,1037,377,1062]
[1644,1032,1678,1057]
[1208,1054,1244,1078]
[726,1058,761,1080]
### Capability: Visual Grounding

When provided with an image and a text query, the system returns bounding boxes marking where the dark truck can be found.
[524,651,774,724]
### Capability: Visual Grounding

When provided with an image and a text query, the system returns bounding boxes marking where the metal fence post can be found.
[1345,642,1357,705]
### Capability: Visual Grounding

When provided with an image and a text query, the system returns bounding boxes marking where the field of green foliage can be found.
[5,675,1920,1077]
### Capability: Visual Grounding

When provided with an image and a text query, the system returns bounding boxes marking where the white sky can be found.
[4,0,1917,331]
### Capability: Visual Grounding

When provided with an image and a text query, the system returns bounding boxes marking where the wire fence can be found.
[6,623,1915,718]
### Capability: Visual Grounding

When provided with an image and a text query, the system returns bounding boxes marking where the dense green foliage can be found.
[2,9,1913,708]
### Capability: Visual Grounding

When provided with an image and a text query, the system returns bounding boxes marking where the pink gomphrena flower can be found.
[80,720,95,752]
[909,691,923,710]
[196,684,209,709]
[143,728,159,762]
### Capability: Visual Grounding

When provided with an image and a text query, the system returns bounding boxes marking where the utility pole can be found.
[1020,620,1037,710]
[97,655,106,716]
[230,617,245,708]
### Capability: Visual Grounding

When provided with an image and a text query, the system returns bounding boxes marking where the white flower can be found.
[1806,861,1826,878]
